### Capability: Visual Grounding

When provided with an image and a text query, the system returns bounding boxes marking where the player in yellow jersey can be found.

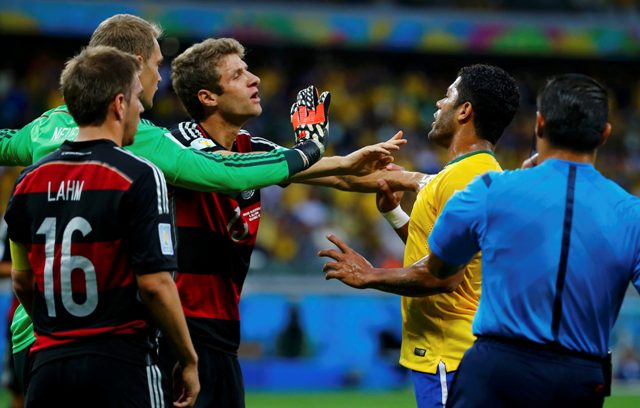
[318,64,520,408]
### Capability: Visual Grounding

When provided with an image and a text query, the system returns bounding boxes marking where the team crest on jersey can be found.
[241,190,255,200]
[190,137,215,150]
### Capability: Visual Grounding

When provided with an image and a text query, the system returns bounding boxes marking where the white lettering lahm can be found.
[47,180,85,202]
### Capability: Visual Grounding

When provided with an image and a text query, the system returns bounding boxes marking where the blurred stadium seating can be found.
[1,0,639,391]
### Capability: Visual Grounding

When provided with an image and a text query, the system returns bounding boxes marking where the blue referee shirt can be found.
[428,159,640,358]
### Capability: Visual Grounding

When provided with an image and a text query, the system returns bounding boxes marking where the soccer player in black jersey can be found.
[162,37,414,408]
[5,47,199,407]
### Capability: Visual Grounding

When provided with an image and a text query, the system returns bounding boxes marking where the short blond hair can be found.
[61,46,141,126]
[171,38,245,121]
[89,14,162,61]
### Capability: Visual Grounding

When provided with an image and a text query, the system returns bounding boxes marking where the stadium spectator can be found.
[321,73,637,407]
[320,63,519,408]
[5,46,199,407]
[160,36,415,408]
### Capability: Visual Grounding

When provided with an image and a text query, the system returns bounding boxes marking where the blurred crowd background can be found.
[1,0,640,392]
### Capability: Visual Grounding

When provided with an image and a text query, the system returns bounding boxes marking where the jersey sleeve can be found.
[428,172,493,266]
[125,123,306,194]
[9,240,30,271]
[4,172,30,245]
[125,164,177,275]
[0,125,35,166]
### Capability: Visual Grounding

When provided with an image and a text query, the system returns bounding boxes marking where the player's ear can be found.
[535,112,545,139]
[198,89,218,108]
[113,93,126,122]
[457,101,473,123]
[598,122,612,147]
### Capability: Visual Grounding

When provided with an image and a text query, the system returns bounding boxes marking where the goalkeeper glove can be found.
[290,85,331,154]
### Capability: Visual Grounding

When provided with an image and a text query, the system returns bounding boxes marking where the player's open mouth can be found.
[250,92,260,102]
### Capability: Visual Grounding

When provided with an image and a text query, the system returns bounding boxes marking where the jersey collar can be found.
[446,150,495,166]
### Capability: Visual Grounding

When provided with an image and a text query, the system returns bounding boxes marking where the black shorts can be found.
[26,354,165,408]
[447,337,608,408]
[11,346,32,395]
[158,337,245,408]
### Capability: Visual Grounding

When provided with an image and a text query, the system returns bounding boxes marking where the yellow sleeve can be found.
[9,240,31,271]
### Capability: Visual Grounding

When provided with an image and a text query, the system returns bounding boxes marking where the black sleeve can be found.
[4,170,30,245]
[125,164,177,275]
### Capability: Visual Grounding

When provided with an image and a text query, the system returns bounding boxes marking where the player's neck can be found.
[76,124,123,146]
[199,116,240,150]
[446,129,494,163]
[536,137,597,165]
[538,149,596,165]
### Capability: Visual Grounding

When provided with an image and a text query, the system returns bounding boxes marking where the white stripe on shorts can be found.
[438,361,449,406]
[146,364,165,408]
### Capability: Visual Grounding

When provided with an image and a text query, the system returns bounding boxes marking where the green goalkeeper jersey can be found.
[2,105,309,354]
[0,105,307,193]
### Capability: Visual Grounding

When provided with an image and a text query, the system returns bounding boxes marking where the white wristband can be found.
[381,205,410,229]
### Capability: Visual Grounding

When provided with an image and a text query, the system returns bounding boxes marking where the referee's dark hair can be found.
[537,74,608,152]
[60,46,141,127]
[455,64,520,145]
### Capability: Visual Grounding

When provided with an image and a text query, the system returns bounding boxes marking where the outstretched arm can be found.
[289,131,406,181]
[127,124,325,194]
[318,234,464,296]
[297,168,424,193]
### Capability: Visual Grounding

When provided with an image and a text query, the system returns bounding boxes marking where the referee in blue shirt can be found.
[320,74,638,407]
[429,73,635,407]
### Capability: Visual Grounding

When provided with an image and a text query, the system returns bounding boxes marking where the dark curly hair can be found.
[455,64,520,144]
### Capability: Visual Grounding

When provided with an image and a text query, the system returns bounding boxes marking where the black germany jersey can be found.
[4,139,177,366]
[170,121,283,354]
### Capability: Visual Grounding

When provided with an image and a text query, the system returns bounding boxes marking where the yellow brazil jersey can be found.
[400,150,501,374]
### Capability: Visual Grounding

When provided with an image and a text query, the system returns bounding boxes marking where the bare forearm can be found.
[299,172,399,192]
[365,264,460,297]
[138,273,197,366]
[321,234,464,296]
[295,170,426,193]
[289,156,347,181]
